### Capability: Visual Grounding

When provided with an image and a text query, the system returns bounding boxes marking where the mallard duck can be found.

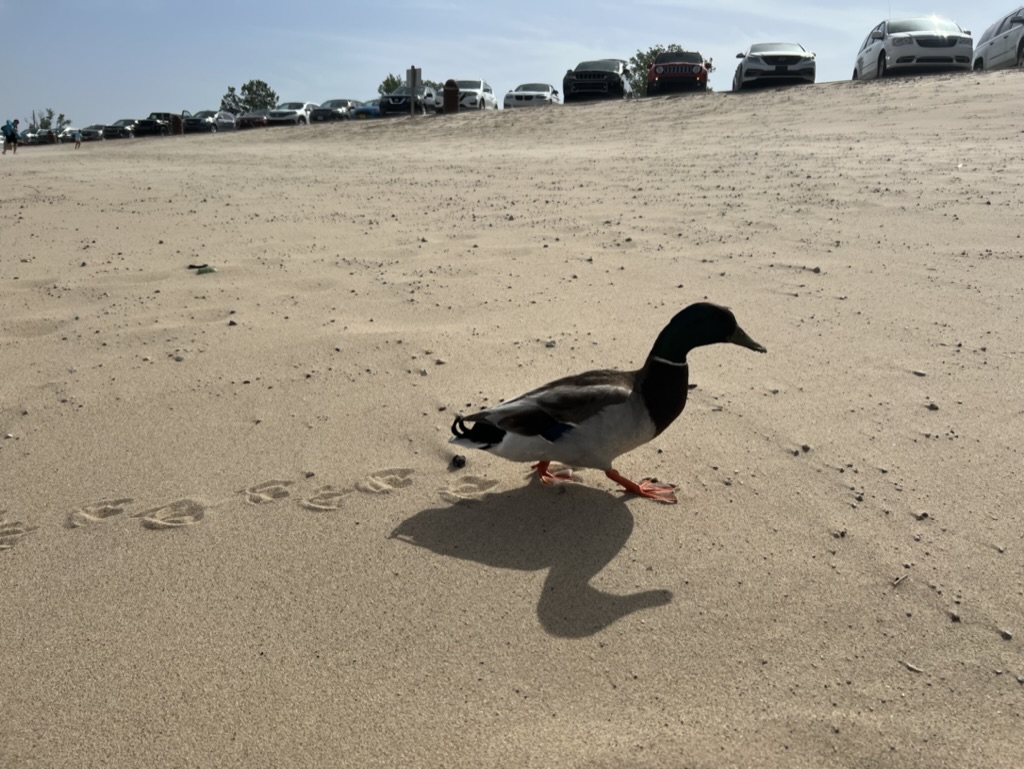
[450,302,766,503]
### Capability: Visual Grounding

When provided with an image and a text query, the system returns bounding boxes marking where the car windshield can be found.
[750,43,805,53]
[888,17,963,34]
[575,60,620,72]
[85,124,104,130]
[195,111,215,118]
[515,84,550,92]
[321,100,347,108]
[113,119,133,126]
[389,87,428,96]
[655,51,704,64]
[456,80,482,89]
[277,102,305,110]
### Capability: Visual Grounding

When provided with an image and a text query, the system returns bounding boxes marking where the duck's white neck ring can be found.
[650,356,688,368]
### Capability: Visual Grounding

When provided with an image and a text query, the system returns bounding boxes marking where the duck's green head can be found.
[649,302,767,363]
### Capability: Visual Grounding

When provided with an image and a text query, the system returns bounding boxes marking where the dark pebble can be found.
[452,454,467,469]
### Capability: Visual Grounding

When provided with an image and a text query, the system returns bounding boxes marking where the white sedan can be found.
[853,17,973,80]
[503,83,561,108]
[733,42,816,91]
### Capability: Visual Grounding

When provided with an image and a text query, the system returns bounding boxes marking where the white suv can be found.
[455,79,497,110]
[973,6,1024,70]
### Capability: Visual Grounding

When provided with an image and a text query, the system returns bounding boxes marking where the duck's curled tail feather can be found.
[451,415,506,449]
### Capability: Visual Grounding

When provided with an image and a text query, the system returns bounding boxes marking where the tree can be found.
[26,108,69,131]
[219,80,278,114]
[240,80,278,111]
[378,73,402,96]
[220,86,244,114]
[628,43,685,98]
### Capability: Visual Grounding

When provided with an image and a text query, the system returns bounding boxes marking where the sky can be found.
[2,0,1014,128]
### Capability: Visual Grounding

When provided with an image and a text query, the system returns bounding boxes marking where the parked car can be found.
[733,43,816,90]
[80,124,106,142]
[183,110,236,133]
[103,119,137,139]
[132,117,171,136]
[503,83,561,108]
[236,109,270,129]
[647,50,712,94]
[267,102,318,125]
[33,128,58,144]
[58,127,80,143]
[310,99,362,121]
[563,59,633,102]
[973,6,1024,70]
[453,79,497,110]
[380,86,437,115]
[852,17,972,80]
[352,99,382,119]
[149,111,191,122]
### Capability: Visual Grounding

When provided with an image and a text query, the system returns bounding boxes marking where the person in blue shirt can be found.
[2,119,19,154]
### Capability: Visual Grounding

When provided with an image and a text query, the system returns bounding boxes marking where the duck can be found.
[450,302,766,503]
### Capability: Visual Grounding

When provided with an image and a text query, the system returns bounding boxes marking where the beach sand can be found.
[2,70,1023,768]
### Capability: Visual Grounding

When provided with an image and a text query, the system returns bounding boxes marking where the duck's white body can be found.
[461,384,658,471]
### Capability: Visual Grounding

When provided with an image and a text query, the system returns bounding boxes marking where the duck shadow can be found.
[389,482,672,638]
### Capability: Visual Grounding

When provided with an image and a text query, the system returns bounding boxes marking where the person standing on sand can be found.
[2,119,16,154]
[7,119,19,154]
[73,128,82,149]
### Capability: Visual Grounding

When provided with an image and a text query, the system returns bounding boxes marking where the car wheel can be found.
[210,124,217,133]
[852,69,859,80]
[877,52,887,78]
[973,59,984,71]
[1017,42,1024,68]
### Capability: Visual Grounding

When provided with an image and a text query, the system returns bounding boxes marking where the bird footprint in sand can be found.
[131,499,206,530]
[0,516,38,551]
[356,468,415,494]
[299,486,354,511]
[439,476,500,503]
[242,480,294,504]
[67,498,135,528]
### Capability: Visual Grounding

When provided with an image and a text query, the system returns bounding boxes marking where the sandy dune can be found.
[2,70,1023,768]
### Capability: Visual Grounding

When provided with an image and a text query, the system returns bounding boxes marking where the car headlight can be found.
[655,65,664,74]
[892,37,913,46]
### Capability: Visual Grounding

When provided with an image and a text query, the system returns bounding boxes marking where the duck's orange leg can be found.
[605,468,677,504]
[532,461,578,485]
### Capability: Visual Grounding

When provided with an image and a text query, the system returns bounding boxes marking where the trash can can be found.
[171,115,184,135]
[443,79,460,114]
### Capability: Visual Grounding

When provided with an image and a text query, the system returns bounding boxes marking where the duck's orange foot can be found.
[605,469,677,504]
[532,461,579,486]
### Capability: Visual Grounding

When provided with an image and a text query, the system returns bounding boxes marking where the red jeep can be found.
[647,51,712,95]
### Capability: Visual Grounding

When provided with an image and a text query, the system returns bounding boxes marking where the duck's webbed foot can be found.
[532,461,579,485]
[605,468,677,504]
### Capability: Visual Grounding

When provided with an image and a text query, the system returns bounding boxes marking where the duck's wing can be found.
[467,369,637,439]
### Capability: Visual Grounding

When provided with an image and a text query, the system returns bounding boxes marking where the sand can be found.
[2,70,1023,768]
